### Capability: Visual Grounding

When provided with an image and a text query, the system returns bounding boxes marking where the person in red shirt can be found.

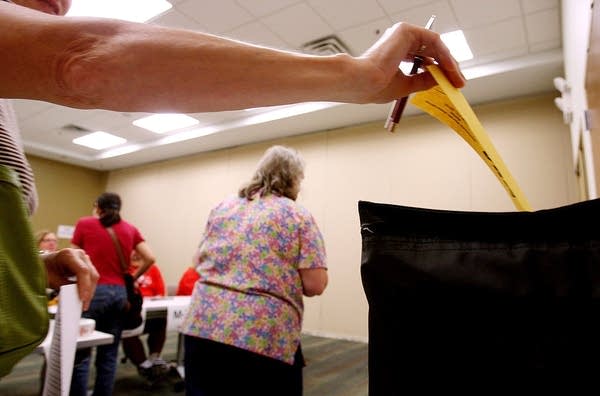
[122,251,169,380]
[176,267,201,296]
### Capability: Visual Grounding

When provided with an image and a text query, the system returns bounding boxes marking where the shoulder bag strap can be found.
[106,226,128,274]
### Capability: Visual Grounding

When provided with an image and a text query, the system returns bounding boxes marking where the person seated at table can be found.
[121,251,169,380]
[175,266,201,296]
[36,229,58,253]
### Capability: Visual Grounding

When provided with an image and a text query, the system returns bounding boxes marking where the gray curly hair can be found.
[238,145,305,200]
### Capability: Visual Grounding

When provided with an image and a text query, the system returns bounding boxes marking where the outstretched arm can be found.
[0,2,465,113]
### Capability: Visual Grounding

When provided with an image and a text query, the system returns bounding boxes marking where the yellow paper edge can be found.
[410,65,532,211]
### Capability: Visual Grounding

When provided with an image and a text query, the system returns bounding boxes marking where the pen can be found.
[384,15,436,132]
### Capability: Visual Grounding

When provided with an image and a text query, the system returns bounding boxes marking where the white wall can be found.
[562,0,596,197]
[107,93,577,341]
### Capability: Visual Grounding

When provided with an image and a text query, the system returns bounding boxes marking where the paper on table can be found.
[410,64,532,211]
[42,284,82,396]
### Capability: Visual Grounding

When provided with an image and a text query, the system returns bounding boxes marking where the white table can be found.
[35,320,114,354]
[143,296,191,315]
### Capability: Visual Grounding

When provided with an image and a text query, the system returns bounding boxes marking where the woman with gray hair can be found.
[180,145,328,396]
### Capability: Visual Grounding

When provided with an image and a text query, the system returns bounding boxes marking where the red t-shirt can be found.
[176,267,200,296]
[131,264,165,297]
[71,216,144,285]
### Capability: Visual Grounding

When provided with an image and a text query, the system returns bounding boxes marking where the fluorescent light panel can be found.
[66,0,172,23]
[441,30,473,62]
[133,114,200,134]
[73,131,126,150]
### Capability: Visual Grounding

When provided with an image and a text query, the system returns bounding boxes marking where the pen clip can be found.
[425,15,436,31]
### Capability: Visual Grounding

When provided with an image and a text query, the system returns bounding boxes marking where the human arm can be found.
[131,241,155,280]
[297,208,328,297]
[41,248,99,311]
[299,268,328,297]
[0,2,465,113]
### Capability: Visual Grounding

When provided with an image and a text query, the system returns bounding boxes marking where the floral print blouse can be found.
[180,194,326,364]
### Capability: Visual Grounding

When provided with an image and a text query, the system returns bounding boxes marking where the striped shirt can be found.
[0,99,38,215]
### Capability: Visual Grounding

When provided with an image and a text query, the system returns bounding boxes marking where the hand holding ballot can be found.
[410,64,532,211]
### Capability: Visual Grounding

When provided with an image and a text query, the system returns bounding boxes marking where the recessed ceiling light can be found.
[133,114,200,134]
[66,0,173,23]
[441,30,473,62]
[73,131,126,150]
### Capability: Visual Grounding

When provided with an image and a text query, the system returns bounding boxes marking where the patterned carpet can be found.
[0,332,368,396]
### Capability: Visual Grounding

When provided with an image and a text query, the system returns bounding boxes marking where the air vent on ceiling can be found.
[62,124,91,133]
[301,35,352,56]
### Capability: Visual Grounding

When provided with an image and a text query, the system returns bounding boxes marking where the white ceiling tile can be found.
[224,22,291,50]
[152,8,207,31]
[337,17,392,55]
[12,100,52,119]
[529,39,561,53]
[465,18,527,57]
[390,0,459,34]
[307,0,386,30]
[114,123,163,144]
[450,0,521,29]
[20,106,91,132]
[235,0,301,18]
[521,0,559,14]
[261,3,333,47]
[188,111,246,126]
[74,111,135,132]
[377,0,440,15]
[177,0,254,32]
[526,8,561,44]
[461,47,529,68]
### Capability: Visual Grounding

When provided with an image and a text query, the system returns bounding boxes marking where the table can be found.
[143,296,191,320]
[35,320,114,354]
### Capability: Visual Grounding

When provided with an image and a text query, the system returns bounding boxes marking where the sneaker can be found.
[139,359,153,370]
[150,359,170,379]
[151,357,167,367]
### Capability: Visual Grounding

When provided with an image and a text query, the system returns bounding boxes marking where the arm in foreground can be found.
[0,2,465,113]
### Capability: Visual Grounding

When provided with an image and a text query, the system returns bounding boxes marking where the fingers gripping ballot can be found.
[361,22,465,102]
[42,248,99,311]
[401,23,465,88]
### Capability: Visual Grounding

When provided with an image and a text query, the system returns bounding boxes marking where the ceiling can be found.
[13,0,564,171]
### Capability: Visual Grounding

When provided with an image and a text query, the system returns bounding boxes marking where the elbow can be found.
[53,33,116,108]
[145,255,156,267]
[302,271,328,297]
[303,287,324,297]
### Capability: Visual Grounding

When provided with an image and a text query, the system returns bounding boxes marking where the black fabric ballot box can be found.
[359,199,600,392]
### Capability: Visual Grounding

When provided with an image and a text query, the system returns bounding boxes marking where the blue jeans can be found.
[70,284,127,396]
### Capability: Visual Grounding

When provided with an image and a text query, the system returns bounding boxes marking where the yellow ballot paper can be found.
[411,65,532,211]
